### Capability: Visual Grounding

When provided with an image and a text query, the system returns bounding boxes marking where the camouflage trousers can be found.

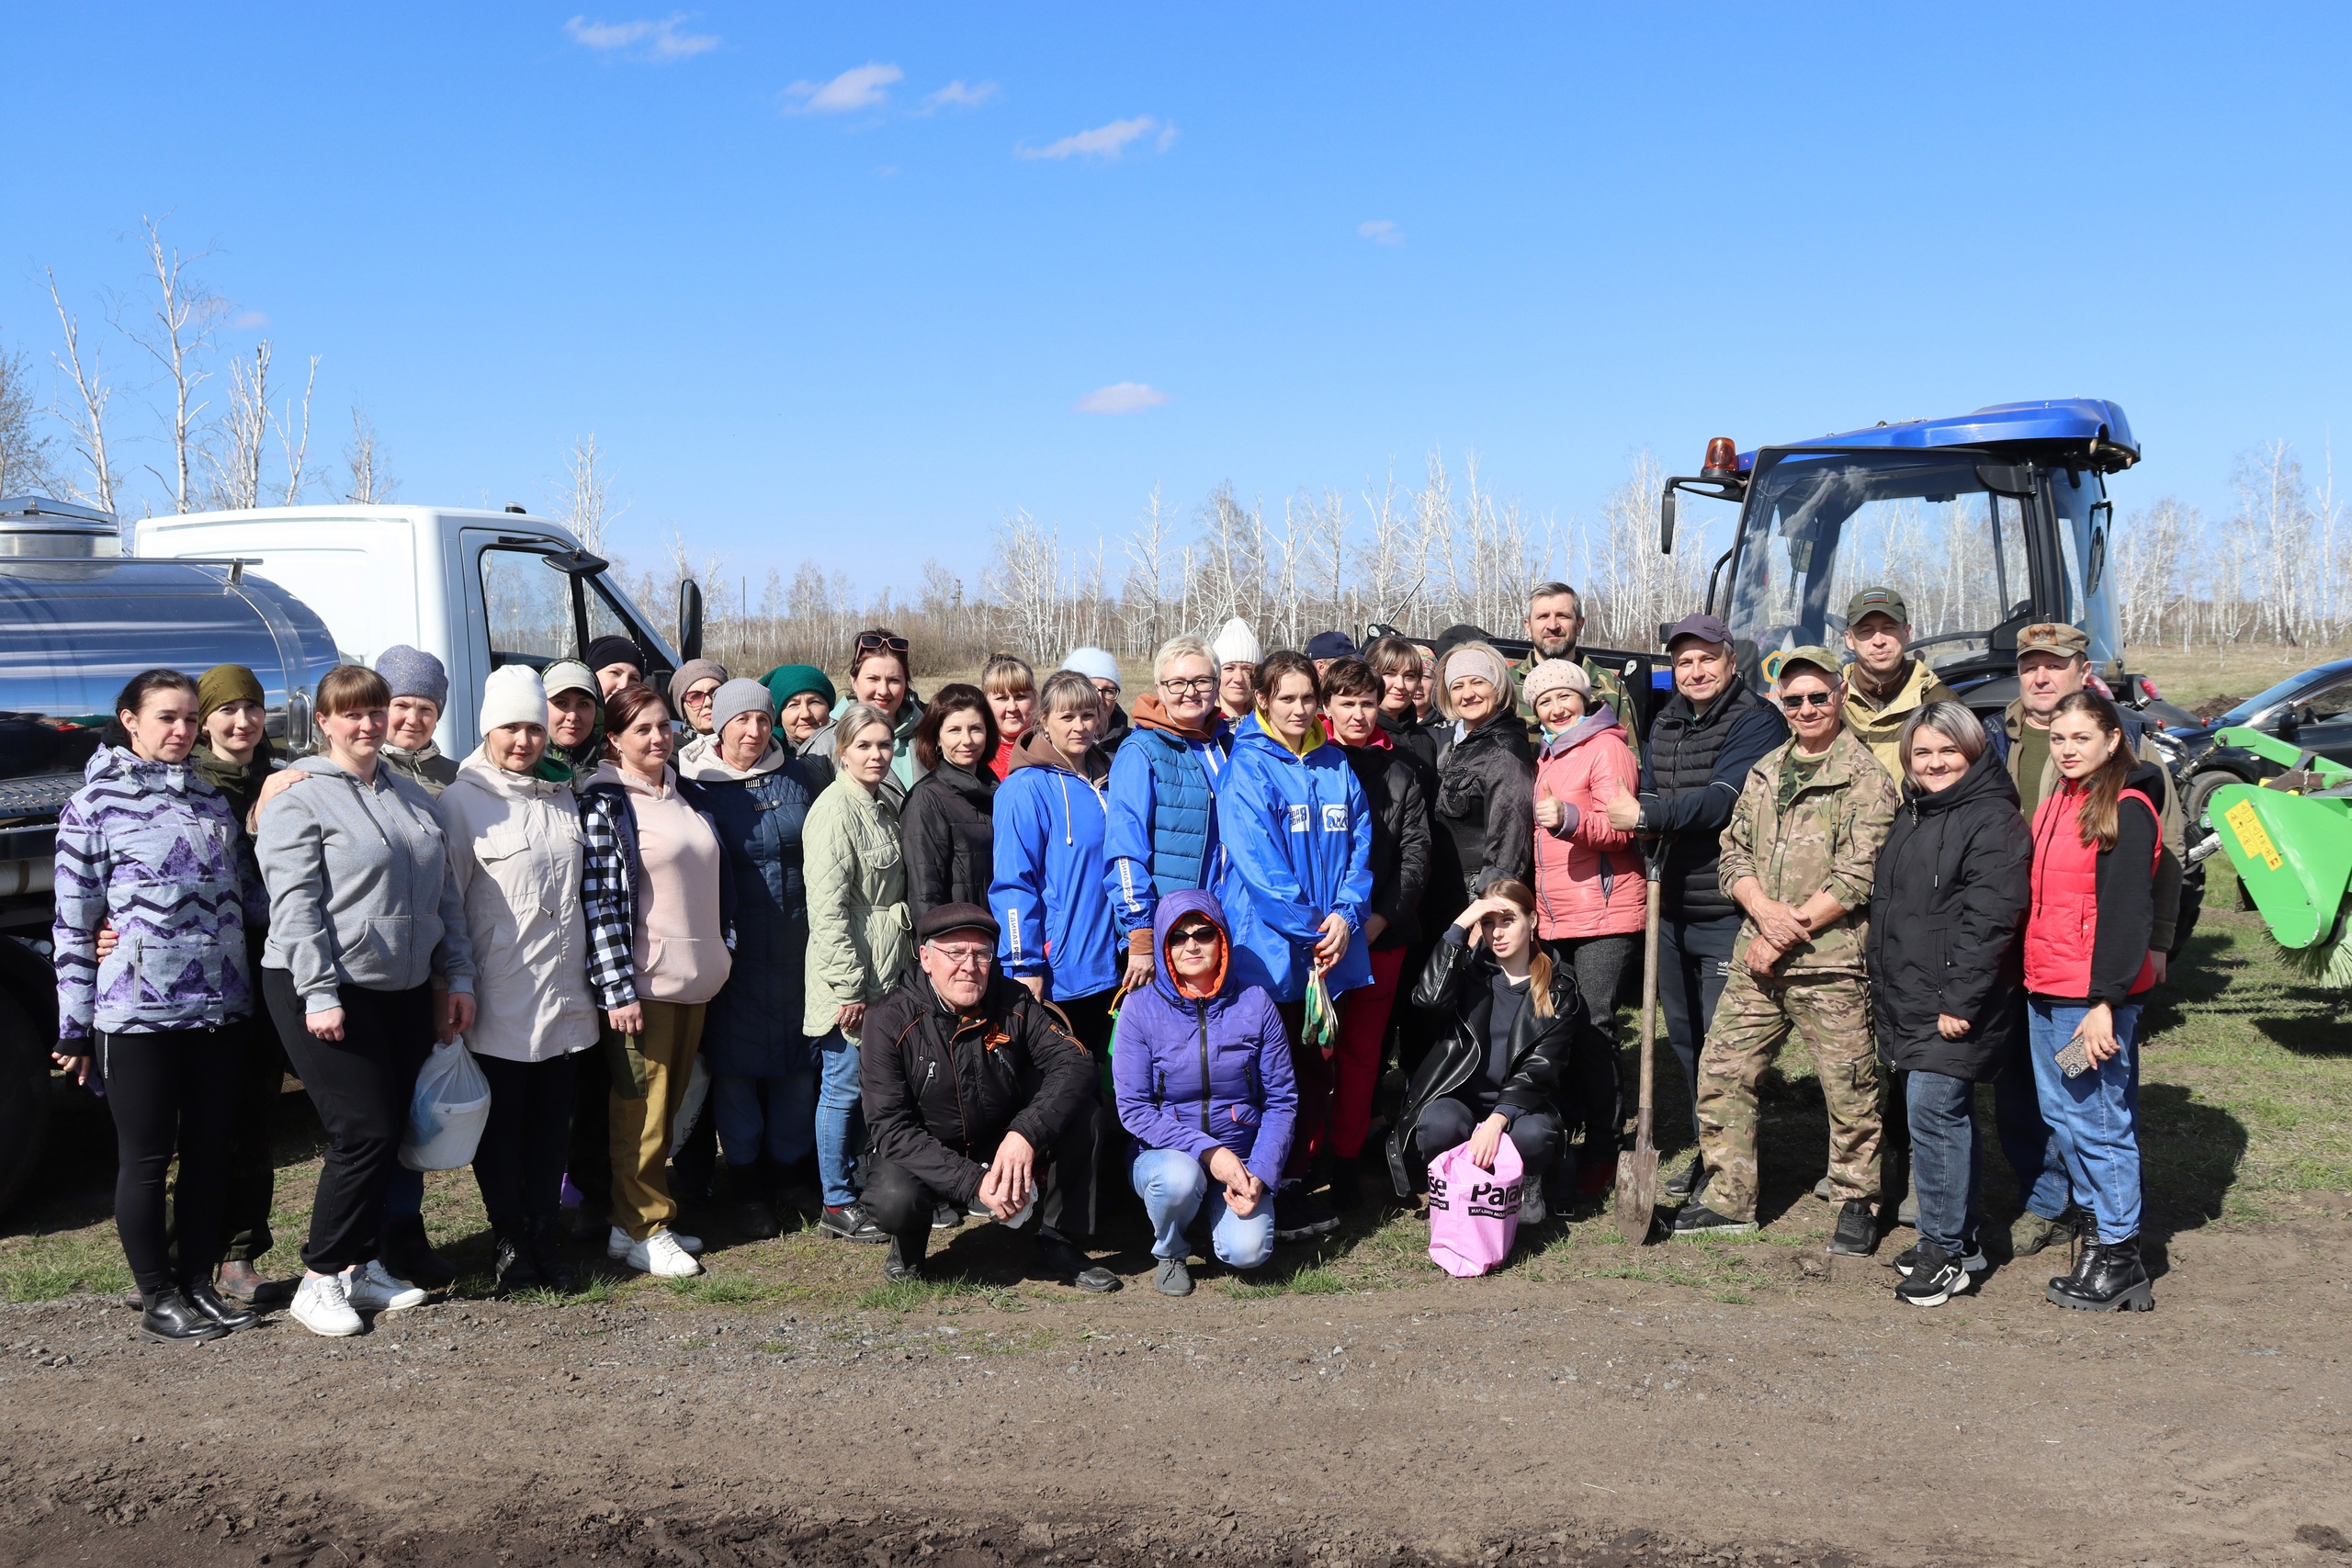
[1692,963,1881,1223]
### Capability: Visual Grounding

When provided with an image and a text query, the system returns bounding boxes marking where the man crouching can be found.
[860,903,1120,1292]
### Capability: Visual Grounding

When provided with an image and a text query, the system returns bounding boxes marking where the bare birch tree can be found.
[47,270,119,513]
[0,340,56,498]
[343,408,398,503]
[558,434,623,553]
[122,218,227,513]
[276,354,320,503]
[209,339,274,510]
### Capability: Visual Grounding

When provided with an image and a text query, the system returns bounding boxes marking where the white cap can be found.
[1061,646,1121,686]
[1211,617,1261,667]
[481,664,549,733]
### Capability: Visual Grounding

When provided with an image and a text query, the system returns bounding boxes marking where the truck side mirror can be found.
[1658,487,1677,555]
[677,580,705,662]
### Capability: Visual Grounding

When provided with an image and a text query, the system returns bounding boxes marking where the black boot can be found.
[2047,1236,2154,1312]
[729,1163,780,1240]
[380,1214,458,1291]
[493,1233,546,1295]
[184,1280,257,1331]
[883,1233,927,1283]
[140,1287,229,1343]
[527,1218,578,1292]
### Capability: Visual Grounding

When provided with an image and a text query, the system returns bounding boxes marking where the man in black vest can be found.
[1603,614,1788,1203]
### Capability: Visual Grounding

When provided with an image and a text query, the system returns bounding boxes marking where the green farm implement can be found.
[2201,728,2352,987]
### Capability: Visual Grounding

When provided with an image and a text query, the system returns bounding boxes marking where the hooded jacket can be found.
[1386,926,1581,1197]
[1334,723,1430,951]
[859,967,1100,1204]
[436,751,597,1064]
[1216,711,1375,1002]
[1103,693,1232,939]
[990,729,1119,1001]
[1842,658,1956,781]
[687,740,825,1077]
[2026,760,2165,1005]
[1532,706,1645,941]
[1430,712,1536,925]
[1097,700,1134,760]
[1867,747,2030,1078]
[802,770,912,1039]
[1110,889,1298,1190]
[53,746,267,1039]
[901,759,997,927]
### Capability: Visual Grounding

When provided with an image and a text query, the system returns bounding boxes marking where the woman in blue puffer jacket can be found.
[1111,888,1297,1297]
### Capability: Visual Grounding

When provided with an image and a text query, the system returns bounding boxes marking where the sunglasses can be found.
[1167,925,1219,948]
[1779,690,1838,710]
[854,632,910,657]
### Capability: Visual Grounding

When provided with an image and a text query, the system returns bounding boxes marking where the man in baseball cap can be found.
[1839,587,1957,781]
[856,903,1119,1293]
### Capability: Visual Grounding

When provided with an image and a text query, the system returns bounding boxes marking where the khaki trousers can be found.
[605,1000,707,1241]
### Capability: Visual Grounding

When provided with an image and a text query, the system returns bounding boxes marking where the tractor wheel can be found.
[2185,769,2244,835]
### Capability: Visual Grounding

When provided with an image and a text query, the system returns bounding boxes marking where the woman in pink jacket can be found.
[1525,659,1641,1197]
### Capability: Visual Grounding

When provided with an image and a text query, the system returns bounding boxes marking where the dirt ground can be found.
[5,1210,2349,1568]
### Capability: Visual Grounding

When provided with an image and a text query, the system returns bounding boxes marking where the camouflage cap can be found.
[1763,645,1845,684]
[2016,622,2089,660]
[1845,586,1910,626]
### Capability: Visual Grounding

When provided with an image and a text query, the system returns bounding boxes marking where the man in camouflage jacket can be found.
[1676,648,1898,1256]
[1510,581,1641,758]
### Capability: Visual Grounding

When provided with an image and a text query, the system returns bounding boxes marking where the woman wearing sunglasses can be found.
[1111,891,1296,1296]
[801,629,925,810]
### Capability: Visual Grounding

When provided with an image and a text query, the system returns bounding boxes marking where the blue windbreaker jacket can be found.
[1216,712,1375,1002]
[989,729,1120,1002]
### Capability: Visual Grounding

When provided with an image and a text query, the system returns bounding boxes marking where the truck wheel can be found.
[0,983,50,1216]
[2185,770,2242,834]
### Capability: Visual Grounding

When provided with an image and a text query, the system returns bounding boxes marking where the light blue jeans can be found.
[1132,1146,1275,1269]
[713,1070,817,1169]
[2027,999,2143,1244]
[813,1032,864,1209]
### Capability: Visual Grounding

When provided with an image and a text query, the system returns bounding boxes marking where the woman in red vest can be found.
[2024,691,2161,1313]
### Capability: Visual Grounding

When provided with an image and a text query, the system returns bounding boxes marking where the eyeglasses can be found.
[854,632,910,657]
[928,944,992,969]
[1779,691,1838,711]
[1159,677,1216,696]
[1167,926,1219,948]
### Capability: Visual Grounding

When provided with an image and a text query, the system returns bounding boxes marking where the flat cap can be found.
[2016,622,2089,659]
[917,902,1000,944]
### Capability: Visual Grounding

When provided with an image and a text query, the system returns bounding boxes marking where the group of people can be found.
[50,576,2176,1345]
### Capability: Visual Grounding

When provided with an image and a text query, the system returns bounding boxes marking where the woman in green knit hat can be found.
[765,664,837,770]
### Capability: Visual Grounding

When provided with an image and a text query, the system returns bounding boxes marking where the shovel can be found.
[1612,842,1664,1245]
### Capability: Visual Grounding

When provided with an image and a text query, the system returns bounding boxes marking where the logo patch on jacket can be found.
[1287,804,1310,833]
[1321,804,1348,832]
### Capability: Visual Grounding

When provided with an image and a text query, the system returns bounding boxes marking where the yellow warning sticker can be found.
[2224,799,2285,872]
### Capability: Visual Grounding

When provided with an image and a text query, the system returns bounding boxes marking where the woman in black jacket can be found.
[1429,641,1535,930]
[1387,881,1580,1225]
[1866,701,2030,1308]
[899,684,999,925]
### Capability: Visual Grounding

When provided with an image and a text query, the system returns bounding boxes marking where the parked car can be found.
[2165,658,2352,828]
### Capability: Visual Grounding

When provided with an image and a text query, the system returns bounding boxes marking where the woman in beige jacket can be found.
[438,666,600,1294]
[803,702,912,1243]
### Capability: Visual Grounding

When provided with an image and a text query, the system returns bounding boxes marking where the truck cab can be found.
[135,505,701,754]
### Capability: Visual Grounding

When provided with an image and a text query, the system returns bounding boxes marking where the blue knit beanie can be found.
[375,645,448,710]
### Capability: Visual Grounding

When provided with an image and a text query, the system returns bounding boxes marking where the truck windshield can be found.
[1724,451,2031,673]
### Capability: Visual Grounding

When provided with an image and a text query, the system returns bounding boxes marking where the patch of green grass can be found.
[664,1274,800,1306]
[854,1275,997,1313]
[0,1233,133,1303]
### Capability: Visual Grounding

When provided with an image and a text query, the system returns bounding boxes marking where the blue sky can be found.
[6,5,2348,596]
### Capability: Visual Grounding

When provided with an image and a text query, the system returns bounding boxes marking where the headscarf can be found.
[763,663,837,710]
[191,663,275,829]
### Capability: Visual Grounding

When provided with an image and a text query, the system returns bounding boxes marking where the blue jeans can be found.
[2027,999,2143,1243]
[814,1032,864,1209]
[1131,1147,1275,1269]
[1904,1070,1981,1255]
[383,1164,423,1219]
[713,1070,817,1169]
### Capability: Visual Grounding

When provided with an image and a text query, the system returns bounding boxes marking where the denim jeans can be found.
[713,1070,818,1169]
[813,1032,865,1208]
[1994,1037,2071,1223]
[1131,1146,1275,1269]
[1657,914,1740,1145]
[2027,999,2143,1243]
[1903,1069,1981,1255]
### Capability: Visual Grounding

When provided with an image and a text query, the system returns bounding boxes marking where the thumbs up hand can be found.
[1532,776,1565,831]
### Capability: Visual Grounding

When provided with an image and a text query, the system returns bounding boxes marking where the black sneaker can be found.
[932,1202,962,1232]
[733,1197,781,1241]
[492,1234,546,1295]
[1519,1178,1548,1227]
[1670,1201,1758,1237]
[883,1237,925,1283]
[1662,1154,1705,1205]
[526,1219,578,1292]
[1273,1181,1340,1242]
[1894,1243,1974,1307]
[1036,1235,1121,1293]
[1894,1234,1987,1277]
[819,1203,886,1243]
[1828,1198,1880,1257]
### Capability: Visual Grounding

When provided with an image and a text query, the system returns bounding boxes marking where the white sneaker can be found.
[624,1231,703,1278]
[610,1223,703,1257]
[344,1258,429,1312]
[290,1273,363,1337]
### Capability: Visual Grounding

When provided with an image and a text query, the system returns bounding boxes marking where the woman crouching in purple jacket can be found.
[1112,889,1298,1297]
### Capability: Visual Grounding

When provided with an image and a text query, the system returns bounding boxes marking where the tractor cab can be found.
[1660,400,2144,712]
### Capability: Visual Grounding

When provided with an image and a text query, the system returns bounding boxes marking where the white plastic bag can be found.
[399,1038,492,1171]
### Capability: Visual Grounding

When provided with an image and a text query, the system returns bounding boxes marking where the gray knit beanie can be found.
[710,678,774,738]
[375,645,448,709]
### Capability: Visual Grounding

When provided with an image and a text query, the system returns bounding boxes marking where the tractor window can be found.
[480,548,576,671]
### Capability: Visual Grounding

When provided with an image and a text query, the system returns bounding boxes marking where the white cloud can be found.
[1017,114,1168,162]
[783,62,903,115]
[1358,219,1403,247]
[1072,382,1170,416]
[923,79,999,111]
[563,14,718,62]
[232,310,270,330]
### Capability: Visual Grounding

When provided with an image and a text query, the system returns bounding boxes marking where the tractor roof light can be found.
[1701,437,1739,480]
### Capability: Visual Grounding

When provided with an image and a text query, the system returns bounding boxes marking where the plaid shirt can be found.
[579,788,638,1009]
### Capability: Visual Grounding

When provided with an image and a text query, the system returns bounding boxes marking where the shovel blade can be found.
[1612,1146,1659,1244]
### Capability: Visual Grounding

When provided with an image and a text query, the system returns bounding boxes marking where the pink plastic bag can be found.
[1426,1134,1524,1278]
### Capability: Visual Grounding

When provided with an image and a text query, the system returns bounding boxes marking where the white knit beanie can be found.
[1212,617,1262,667]
[481,664,548,732]
[1522,657,1590,707]
[1061,646,1121,686]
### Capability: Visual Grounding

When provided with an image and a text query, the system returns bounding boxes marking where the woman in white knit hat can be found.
[437,664,601,1293]
[1212,618,1261,726]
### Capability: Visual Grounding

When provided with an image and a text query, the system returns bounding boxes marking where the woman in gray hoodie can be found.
[255,664,474,1338]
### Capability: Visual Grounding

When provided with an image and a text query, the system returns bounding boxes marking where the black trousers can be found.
[1657,914,1740,1145]
[1550,933,1637,1171]
[864,1102,1102,1266]
[470,1051,578,1238]
[568,1034,612,1215]
[217,1012,288,1264]
[1412,1097,1564,1181]
[262,968,435,1275]
[97,1027,243,1297]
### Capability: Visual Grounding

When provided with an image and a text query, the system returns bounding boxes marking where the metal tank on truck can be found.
[1655,399,2208,950]
[0,496,341,1210]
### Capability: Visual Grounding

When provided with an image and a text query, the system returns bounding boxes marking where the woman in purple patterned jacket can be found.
[52,669,270,1345]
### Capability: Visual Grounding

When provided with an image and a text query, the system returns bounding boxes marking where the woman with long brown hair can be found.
[2024,690,2162,1313]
